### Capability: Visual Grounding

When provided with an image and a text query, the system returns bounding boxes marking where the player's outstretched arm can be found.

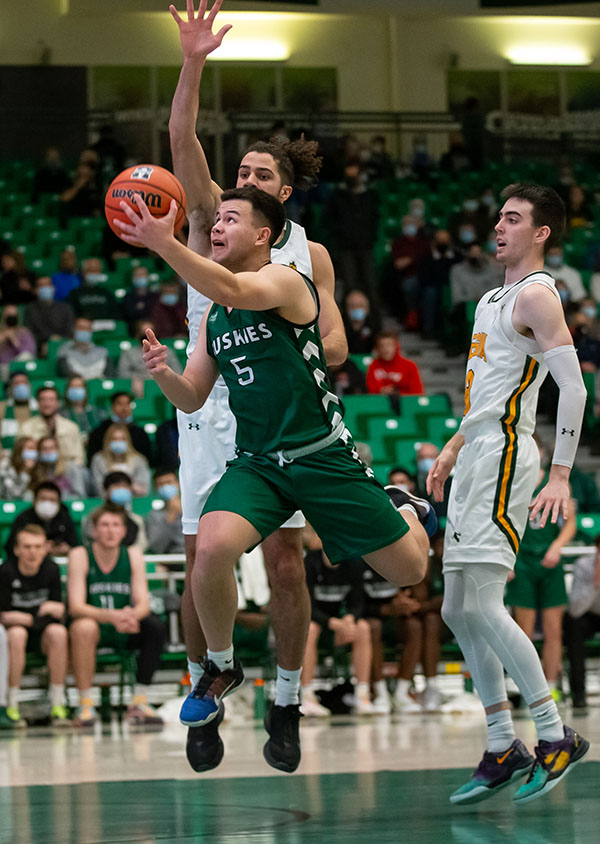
[514,284,587,527]
[308,240,348,366]
[426,432,464,502]
[169,0,231,230]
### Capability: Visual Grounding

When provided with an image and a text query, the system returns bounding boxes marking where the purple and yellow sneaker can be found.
[450,739,534,805]
[513,725,589,805]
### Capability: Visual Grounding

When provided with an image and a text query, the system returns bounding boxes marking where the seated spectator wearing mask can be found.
[24,276,75,357]
[81,471,147,551]
[150,278,187,337]
[5,481,78,562]
[21,385,84,468]
[342,289,380,355]
[90,424,150,498]
[390,215,431,330]
[30,435,86,499]
[145,468,185,555]
[0,371,36,444]
[544,246,586,303]
[415,442,452,518]
[0,436,38,501]
[67,258,118,320]
[117,319,181,398]
[60,375,107,440]
[87,392,153,465]
[366,332,424,396]
[122,267,158,334]
[0,305,36,364]
[56,317,110,381]
[418,229,460,340]
[388,466,417,493]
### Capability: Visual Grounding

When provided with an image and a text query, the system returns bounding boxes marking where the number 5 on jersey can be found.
[231,356,255,386]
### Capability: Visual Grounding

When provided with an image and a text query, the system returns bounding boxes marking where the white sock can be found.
[399,503,418,520]
[530,699,564,743]
[373,679,388,698]
[50,684,65,708]
[188,659,204,688]
[275,666,301,707]
[79,688,93,704]
[395,678,411,698]
[356,681,370,700]
[8,687,19,709]
[425,676,438,690]
[486,709,516,752]
[207,646,234,672]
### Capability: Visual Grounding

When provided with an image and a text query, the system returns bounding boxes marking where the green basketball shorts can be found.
[201,437,409,564]
[504,554,568,610]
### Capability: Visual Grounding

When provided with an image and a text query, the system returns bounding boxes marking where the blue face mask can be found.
[418,457,436,475]
[486,239,497,254]
[41,451,58,464]
[22,449,38,462]
[403,223,418,237]
[133,275,149,289]
[559,288,569,303]
[158,483,179,502]
[160,293,179,307]
[37,285,55,301]
[459,229,476,244]
[74,330,92,344]
[463,199,479,213]
[111,413,132,425]
[546,254,563,269]
[12,383,31,402]
[349,308,367,321]
[67,386,86,403]
[582,306,597,319]
[109,440,128,455]
[109,487,132,506]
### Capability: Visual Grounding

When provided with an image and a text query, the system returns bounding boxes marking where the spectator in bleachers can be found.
[361,564,400,713]
[391,214,431,330]
[5,481,78,562]
[24,275,75,357]
[300,525,374,716]
[67,258,118,321]
[411,135,434,181]
[564,534,600,710]
[56,317,110,381]
[364,135,396,182]
[0,523,70,727]
[145,468,184,555]
[0,257,36,306]
[450,242,500,307]
[118,319,182,398]
[388,466,417,492]
[0,304,36,364]
[569,464,600,515]
[87,392,153,465]
[449,197,488,246]
[0,371,36,441]
[325,159,380,299]
[439,135,471,176]
[566,184,593,231]
[31,146,71,204]
[60,375,107,440]
[91,125,126,193]
[122,267,159,334]
[552,164,575,205]
[478,186,499,231]
[51,248,82,302]
[418,229,460,340]
[571,298,600,374]
[327,358,366,398]
[415,442,452,518]
[81,471,147,551]
[544,246,586,303]
[68,504,166,727]
[59,149,102,225]
[150,278,187,338]
[30,434,86,499]
[342,289,381,355]
[366,332,424,396]
[21,385,84,468]
[0,623,9,729]
[90,424,150,499]
[589,261,600,304]
[154,413,179,474]
[0,436,38,501]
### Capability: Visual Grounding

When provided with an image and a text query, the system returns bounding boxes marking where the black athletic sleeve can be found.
[47,560,63,604]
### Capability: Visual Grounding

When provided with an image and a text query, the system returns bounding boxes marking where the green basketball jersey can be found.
[517,470,561,563]
[86,543,132,612]
[205,276,343,455]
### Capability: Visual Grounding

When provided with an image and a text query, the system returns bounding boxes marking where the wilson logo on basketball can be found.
[110,188,162,208]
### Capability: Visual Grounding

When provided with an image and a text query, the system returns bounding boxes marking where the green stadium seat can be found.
[86,378,132,406]
[392,440,420,471]
[348,353,373,374]
[66,498,103,542]
[398,394,452,418]
[365,416,421,462]
[9,358,54,379]
[424,416,461,443]
[0,501,32,554]
[577,513,600,540]
[370,463,393,485]
[93,321,129,343]
[342,394,396,440]
[131,497,165,518]
[30,377,67,397]
[132,397,158,421]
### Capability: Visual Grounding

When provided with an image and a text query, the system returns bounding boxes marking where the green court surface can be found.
[0,765,597,844]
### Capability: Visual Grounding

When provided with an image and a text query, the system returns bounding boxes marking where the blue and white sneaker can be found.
[385,485,439,538]
[180,658,244,727]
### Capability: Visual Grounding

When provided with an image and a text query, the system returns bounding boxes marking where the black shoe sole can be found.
[263,742,300,774]
[186,702,225,773]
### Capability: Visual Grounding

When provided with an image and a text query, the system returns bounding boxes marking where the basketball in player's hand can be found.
[105,164,187,244]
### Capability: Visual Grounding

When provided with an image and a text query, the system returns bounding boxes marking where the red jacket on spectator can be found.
[366,336,424,395]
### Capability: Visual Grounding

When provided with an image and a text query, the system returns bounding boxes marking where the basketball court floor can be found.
[1,704,598,844]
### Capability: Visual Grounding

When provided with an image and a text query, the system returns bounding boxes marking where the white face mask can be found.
[35,500,59,520]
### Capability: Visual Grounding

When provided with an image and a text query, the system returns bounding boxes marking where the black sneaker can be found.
[263,704,302,773]
[179,658,244,727]
[385,485,438,537]
[186,700,225,773]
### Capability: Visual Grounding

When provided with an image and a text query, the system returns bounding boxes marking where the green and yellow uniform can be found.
[504,471,568,610]
[202,276,408,563]
[86,543,132,648]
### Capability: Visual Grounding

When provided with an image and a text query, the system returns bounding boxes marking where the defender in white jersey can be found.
[169,0,347,774]
[428,184,589,806]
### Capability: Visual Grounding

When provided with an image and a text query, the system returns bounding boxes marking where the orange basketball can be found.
[105,164,187,245]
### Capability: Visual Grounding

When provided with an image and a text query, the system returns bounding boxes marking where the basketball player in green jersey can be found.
[115,185,435,770]
[168,0,346,773]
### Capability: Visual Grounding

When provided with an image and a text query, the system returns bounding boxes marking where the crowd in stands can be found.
[0,135,600,728]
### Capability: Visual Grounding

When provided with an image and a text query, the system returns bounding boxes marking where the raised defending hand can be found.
[169,0,232,60]
[142,328,169,375]
[529,473,570,529]
[115,195,177,253]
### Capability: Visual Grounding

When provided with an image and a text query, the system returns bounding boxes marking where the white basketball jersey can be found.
[460,272,559,439]
[185,219,313,355]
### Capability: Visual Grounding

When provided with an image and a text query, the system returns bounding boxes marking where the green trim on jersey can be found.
[86,543,131,612]
[271,220,292,251]
[492,355,540,553]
